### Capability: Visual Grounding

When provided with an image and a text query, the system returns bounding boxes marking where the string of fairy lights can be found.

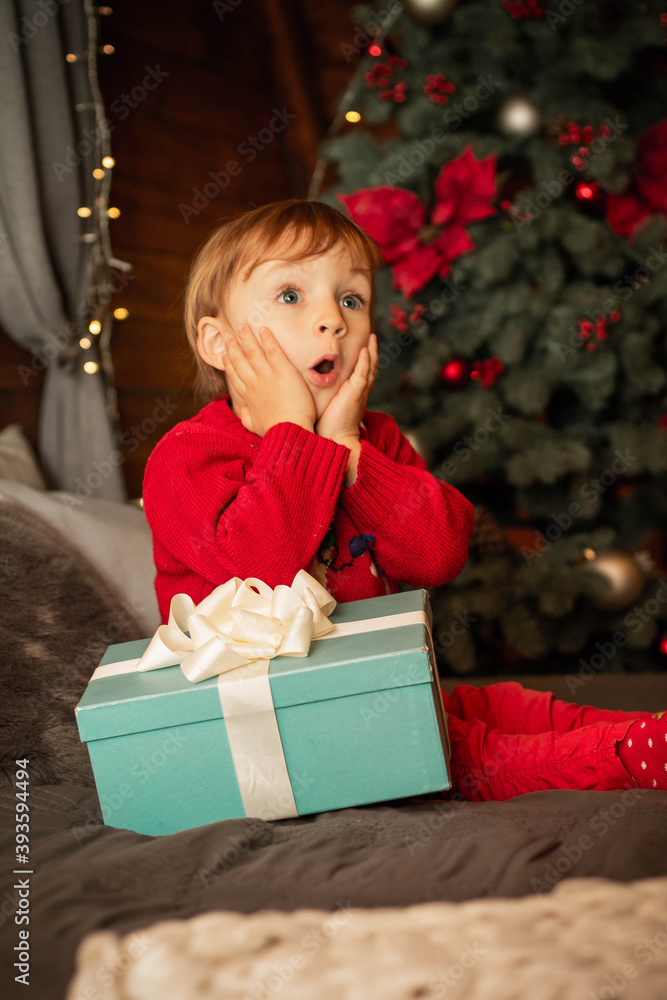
[68,1,130,439]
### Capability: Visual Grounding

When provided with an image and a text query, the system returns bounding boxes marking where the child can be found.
[143,198,667,802]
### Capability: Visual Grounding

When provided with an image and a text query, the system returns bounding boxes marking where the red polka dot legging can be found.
[439,681,653,801]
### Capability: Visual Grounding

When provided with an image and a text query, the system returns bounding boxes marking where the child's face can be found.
[221,242,373,420]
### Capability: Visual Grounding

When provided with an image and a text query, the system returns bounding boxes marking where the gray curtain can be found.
[0,0,126,501]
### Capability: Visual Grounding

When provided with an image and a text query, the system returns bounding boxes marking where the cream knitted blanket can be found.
[68,876,667,999]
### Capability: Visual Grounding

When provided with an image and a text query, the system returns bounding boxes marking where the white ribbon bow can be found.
[137,568,338,684]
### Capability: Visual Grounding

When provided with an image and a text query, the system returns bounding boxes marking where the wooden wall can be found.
[0,0,365,497]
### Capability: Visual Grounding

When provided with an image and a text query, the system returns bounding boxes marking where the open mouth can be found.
[307,355,340,387]
[313,358,335,374]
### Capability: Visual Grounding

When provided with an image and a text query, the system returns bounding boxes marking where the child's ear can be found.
[197,316,227,371]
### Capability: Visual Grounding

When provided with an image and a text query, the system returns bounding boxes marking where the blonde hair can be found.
[183,198,385,403]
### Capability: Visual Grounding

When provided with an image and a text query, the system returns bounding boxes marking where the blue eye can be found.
[341,293,365,310]
[277,286,302,304]
[277,286,367,309]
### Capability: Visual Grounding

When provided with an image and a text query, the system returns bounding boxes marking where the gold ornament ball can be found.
[496,96,542,138]
[584,549,646,612]
[403,0,459,25]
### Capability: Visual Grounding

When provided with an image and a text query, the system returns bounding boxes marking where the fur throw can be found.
[0,502,143,786]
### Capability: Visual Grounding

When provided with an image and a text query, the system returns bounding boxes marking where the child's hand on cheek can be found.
[223,323,317,437]
[315,334,378,445]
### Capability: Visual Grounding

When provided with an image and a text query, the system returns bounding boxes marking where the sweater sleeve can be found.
[143,421,351,590]
[339,411,474,588]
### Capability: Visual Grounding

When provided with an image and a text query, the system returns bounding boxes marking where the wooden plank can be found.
[106,165,289,255]
[98,96,292,195]
[260,0,328,189]
[97,0,267,81]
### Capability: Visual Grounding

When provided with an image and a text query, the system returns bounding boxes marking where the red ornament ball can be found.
[440,358,471,388]
[660,634,667,657]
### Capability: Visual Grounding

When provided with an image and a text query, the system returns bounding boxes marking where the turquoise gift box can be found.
[75,588,451,836]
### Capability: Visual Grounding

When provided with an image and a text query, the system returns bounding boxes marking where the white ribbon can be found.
[135,568,337,684]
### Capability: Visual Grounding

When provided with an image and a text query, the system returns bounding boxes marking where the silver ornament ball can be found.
[403,0,459,25]
[496,96,542,138]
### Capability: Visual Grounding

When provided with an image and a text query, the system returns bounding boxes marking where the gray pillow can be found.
[0,424,47,490]
[0,479,161,634]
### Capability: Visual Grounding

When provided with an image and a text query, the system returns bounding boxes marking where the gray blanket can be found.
[1,500,667,1000]
[2,782,667,999]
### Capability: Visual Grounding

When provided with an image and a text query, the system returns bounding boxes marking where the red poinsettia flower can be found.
[337,145,497,299]
[606,119,667,240]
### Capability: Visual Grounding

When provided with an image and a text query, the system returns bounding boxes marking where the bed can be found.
[1,424,666,1000]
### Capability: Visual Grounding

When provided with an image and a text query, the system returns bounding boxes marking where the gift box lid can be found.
[76,588,438,742]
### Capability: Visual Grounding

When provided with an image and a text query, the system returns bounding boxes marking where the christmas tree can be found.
[317,0,667,677]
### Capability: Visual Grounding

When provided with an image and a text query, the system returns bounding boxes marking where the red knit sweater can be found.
[143,393,474,623]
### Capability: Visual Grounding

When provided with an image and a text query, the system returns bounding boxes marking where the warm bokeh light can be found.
[107,206,121,218]
[89,320,102,334]
[79,337,92,349]
[345,111,361,123]
[77,207,92,218]
[113,307,129,320]
[102,156,115,168]
[83,361,99,374]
